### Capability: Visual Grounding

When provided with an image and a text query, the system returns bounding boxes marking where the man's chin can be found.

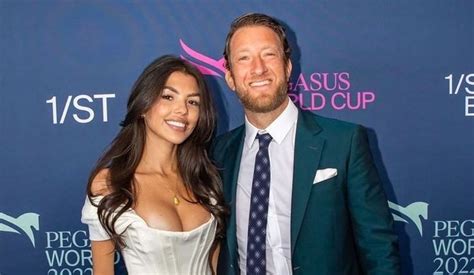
[242,97,286,113]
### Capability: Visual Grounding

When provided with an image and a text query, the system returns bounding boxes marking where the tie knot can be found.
[256,133,272,149]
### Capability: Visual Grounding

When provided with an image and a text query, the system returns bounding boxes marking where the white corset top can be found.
[81,197,216,275]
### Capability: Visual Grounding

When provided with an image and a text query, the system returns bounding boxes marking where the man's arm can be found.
[347,125,401,274]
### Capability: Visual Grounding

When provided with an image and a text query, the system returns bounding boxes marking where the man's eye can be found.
[238,56,249,61]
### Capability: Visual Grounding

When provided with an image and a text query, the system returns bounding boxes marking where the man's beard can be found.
[237,81,288,113]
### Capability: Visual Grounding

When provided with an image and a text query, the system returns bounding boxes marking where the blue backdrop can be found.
[1,1,473,274]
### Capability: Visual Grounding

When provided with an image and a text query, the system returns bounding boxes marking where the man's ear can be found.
[225,70,236,91]
[286,59,293,81]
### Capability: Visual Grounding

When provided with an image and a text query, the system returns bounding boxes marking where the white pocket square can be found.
[313,168,338,184]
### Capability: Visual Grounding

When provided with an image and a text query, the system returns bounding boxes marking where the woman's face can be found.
[144,71,201,146]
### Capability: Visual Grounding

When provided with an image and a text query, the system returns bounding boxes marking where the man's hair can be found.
[223,13,291,69]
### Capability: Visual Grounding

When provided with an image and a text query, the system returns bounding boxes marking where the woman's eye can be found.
[162,95,173,100]
[188,100,200,106]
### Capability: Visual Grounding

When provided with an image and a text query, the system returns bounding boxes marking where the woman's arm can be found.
[91,240,115,275]
[212,243,220,274]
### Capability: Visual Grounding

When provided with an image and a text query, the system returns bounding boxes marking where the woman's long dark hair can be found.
[86,55,228,267]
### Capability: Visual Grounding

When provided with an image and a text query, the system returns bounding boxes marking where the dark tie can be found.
[246,133,272,274]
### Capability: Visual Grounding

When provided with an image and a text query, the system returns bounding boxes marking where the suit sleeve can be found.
[209,137,223,169]
[347,126,401,275]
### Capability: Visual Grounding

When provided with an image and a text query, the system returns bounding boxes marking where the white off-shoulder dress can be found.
[81,197,216,275]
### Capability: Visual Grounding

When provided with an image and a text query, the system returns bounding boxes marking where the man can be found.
[212,13,401,274]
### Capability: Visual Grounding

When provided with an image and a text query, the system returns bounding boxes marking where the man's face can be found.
[225,25,292,113]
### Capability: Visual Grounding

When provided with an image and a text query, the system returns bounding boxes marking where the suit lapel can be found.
[291,111,325,255]
[220,127,245,270]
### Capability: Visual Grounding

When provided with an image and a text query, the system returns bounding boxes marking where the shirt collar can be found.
[244,98,298,148]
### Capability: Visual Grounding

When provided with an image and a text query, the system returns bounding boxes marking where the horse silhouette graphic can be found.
[0,212,40,247]
[179,39,226,78]
[388,201,428,236]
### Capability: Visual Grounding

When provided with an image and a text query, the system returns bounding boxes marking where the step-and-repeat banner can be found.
[1,1,473,274]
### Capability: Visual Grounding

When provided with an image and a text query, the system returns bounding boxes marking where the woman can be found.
[81,55,227,275]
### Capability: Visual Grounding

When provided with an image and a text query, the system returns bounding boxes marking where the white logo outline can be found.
[0,212,40,247]
[388,201,428,236]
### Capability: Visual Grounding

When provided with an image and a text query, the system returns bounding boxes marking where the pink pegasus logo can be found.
[179,39,226,78]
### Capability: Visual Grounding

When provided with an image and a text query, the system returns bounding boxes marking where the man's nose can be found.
[251,56,268,76]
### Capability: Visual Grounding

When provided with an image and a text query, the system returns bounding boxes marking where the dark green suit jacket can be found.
[212,110,401,274]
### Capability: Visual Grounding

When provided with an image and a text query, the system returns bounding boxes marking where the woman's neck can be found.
[136,138,179,175]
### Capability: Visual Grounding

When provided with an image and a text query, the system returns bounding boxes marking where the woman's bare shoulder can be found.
[90,169,112,196]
